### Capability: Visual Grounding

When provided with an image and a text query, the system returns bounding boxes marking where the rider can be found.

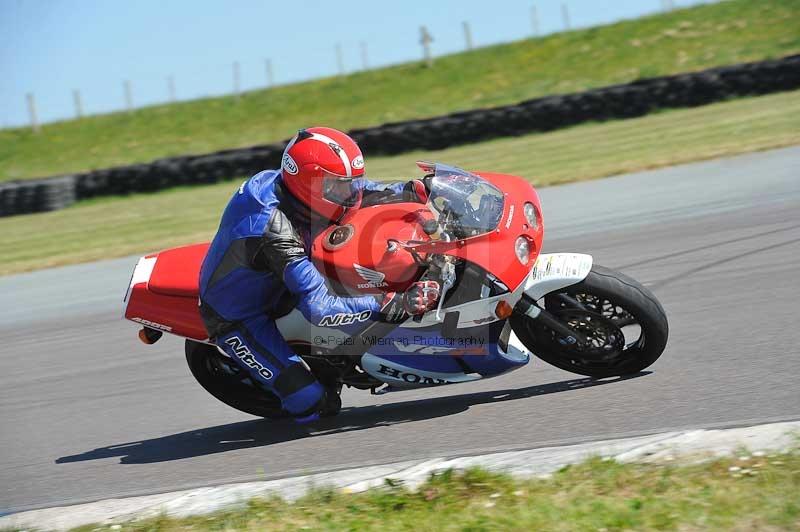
[199,127,440,422]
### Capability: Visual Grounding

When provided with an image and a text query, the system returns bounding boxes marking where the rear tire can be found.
[185,340,290,419]
[511,265,668,377]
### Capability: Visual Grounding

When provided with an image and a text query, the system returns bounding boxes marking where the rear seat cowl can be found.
[148,243,210,298]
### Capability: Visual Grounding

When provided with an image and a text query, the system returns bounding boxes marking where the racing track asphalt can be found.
[1,147,799,513]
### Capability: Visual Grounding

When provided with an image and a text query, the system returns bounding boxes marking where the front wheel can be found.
[510,265,668,378]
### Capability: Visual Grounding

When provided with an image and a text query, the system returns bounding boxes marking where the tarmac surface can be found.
[2,147,799,513]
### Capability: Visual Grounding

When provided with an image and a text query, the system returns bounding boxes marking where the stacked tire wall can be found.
[2,54,798,217]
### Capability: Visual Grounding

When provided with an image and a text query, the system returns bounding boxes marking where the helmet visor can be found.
[322,174,361,207]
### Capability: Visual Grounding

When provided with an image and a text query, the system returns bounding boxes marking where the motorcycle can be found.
[123,162,669,418]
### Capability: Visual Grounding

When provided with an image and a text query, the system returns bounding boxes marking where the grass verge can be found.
[65,451,800,531]
[2,90,799,276]
[1,0,799,181]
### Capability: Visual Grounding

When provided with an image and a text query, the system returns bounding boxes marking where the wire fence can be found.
[13,1,690,131]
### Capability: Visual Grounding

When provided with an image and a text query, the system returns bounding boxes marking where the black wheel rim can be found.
[540,309,625,360]
[538,291,647,372]
[546,292,644,350]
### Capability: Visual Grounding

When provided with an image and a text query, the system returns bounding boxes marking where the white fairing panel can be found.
[121,256,156,317]
[275,287,527,340]
[360,328,529,387]
[523,253,593,300]
[403,289,521,329]
[276,253,593,346]
[274,253,592,388]
[275,309,353,349]
[360,353,481,388]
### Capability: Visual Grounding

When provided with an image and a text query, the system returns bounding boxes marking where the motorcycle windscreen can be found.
[427,164,504,239]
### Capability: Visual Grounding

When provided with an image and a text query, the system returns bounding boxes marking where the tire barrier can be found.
[0,175,76,217]
[349,54,800,154]
[3,54,798,218]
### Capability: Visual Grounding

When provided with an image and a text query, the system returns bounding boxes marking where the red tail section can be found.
[123,243,209,341]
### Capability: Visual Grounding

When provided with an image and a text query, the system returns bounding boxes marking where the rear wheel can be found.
[511,265,668,377]
[185,340,290,419]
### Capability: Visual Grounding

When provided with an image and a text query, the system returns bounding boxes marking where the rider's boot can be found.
[293,384,342,424]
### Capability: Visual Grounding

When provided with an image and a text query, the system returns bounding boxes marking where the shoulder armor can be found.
[256,209,307,274]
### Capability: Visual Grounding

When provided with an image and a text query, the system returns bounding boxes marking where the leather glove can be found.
[403,179,430,204]
[379,280,440,323]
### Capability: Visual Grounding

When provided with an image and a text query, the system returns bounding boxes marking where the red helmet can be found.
[281,127,365,221]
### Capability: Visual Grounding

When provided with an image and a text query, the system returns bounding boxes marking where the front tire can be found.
[185,340,290,419]
[511,265,668,377]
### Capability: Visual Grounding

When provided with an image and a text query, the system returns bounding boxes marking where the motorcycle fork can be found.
[515,294,589,345]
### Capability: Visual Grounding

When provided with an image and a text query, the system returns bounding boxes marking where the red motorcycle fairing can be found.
[148,244,208,298]
[123,244,209,341]
[123,170,542,341]
[312,171,543,295]
[312,203,431,294]
[472,171,544,291]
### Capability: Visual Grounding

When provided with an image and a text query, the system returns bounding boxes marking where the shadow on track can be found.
[56,373,648,465]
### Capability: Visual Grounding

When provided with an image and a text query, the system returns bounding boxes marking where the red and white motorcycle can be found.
[123,162,669,418]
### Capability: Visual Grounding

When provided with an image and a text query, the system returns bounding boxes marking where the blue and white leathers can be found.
[199,170,407,416]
